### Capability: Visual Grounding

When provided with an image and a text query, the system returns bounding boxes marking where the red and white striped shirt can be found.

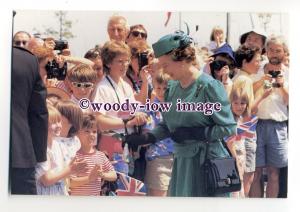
[70,150,114,196]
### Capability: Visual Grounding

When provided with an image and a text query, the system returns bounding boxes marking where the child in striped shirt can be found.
[69,113,117,196]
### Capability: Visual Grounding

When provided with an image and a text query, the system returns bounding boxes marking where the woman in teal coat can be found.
[126,31,236,197]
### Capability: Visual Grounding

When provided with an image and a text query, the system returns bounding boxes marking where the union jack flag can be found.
[224,115,258,142]
[115,172,147,196]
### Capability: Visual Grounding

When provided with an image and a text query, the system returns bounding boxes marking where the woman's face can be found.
[131,57,139,73]
[91,58,104,81]
[231,98,247,117]
[214,30,224,42]
[127,28,147,43]
[108,54,130,78]
[158,54,182,80]
[245,32,264,50]
[243,52,261,74]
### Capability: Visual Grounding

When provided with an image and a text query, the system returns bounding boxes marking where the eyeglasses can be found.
[14,40,28,46]
[131,31,147,39]
[72,82,94,88]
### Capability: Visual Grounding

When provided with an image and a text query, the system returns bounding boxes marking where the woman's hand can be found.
[127,112,148,127]
[43,37,56,50]
[139,67,150,83]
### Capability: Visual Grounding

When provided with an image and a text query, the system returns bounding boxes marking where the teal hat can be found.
[152,31,193,58]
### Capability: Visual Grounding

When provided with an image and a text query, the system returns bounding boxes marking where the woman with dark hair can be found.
[233,45,261,81]
[125,31,237,196]
[207,44,236,95]
[126,24,148,43]
[125,40,153,104]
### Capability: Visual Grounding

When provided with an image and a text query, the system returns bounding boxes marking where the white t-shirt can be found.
[93,75,138,134]
[255,67,289,122]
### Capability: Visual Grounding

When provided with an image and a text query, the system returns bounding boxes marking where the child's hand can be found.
[97,165,105,179]
[88,165,100,182]
[70,158,88,175]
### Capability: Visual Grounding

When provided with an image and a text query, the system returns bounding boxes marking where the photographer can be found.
[207,43,236,95]
[249,35,289,198]
[125,40,153,104]
[28,37,93,94]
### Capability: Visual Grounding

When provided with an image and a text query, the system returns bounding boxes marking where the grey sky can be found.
[13,10,288,57]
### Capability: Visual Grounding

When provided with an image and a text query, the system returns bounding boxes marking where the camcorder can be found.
[45,59,67,80]
[138,52,148,71]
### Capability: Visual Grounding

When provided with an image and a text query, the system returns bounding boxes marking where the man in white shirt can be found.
[249,35,289,198]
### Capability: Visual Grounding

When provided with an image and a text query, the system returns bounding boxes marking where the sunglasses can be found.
[131,31,147,39]
[72,82,94,88]
[14,40,28,46]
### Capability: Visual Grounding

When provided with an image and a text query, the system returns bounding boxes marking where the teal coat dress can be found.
[151,73,236,197]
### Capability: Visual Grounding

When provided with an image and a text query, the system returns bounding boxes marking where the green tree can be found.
[33,11,75,40]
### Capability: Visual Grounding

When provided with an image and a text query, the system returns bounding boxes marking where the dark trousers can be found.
[278,166,288,198]
[10,168,37,195]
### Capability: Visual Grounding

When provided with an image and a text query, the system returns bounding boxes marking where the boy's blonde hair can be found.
[47,103,61,124]
[67,64,97,83]
[230,76,254,117]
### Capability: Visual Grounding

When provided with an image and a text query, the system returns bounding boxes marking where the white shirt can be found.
[255,68,289,122]
[93,75,138,134]
[35,140,68,195]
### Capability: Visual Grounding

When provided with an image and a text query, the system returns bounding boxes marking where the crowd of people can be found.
[10,14,289,197]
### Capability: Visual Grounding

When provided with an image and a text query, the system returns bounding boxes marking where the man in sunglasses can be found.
[13,31,31,49]
[126,24,148,43]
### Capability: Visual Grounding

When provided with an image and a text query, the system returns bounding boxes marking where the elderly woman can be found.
[125,31,236,196]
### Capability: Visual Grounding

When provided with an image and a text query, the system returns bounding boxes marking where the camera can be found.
[209,60,228,72]
[268,70,281,78]
[45,60,67,80]
[138,52,148,70]
[54,40,68,51]
[263,80,281,89]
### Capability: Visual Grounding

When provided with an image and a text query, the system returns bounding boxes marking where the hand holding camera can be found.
[266,70,283,88]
